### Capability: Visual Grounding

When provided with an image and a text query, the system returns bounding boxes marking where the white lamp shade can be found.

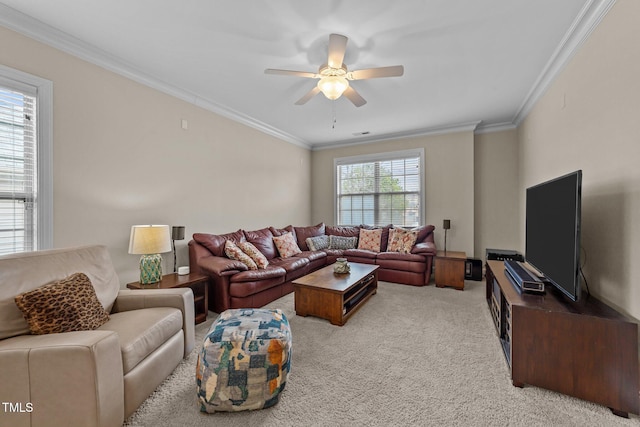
[317,76,349,100]
[128,225,172,255]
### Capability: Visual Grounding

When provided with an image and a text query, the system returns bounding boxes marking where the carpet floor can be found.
[124,281,639,426]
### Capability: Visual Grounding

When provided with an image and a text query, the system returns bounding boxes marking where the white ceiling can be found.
[0,1,614,149]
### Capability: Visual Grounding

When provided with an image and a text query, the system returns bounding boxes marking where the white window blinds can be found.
[0,85,37,255]
[335,150,424,227]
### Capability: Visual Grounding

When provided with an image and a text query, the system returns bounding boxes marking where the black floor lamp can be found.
[171,226,185,273]
[443,219,451,254]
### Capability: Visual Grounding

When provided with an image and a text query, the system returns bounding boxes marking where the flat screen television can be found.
[525,170,582,301]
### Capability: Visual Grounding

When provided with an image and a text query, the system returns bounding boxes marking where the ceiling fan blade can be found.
[265,69,319,79]
[343,86,367,107]
[347,65,404,80]
[327,34,348,69]
[295,86,321,105]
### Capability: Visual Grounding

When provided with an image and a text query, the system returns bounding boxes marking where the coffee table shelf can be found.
[293,263,379,326]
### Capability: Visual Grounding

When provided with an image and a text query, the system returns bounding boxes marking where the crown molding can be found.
[0,4,309,149]
[312,121,481,151]
[0,1,615,149]
[512,0,616,126]
[474,121,517,135]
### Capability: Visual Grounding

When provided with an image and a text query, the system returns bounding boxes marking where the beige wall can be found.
[0,26,311,285]
[311,131,476,257]
[474,129,520,259]
[517,0,640,318]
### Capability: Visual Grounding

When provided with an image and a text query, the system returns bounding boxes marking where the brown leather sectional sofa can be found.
[189,223,437,313]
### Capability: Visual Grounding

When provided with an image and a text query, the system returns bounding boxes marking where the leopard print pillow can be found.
[14,272,110,335]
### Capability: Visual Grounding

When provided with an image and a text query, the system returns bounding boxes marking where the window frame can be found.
[333,148,425,227]
[0,65,53,253]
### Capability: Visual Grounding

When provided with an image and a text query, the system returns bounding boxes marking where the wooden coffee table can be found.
[292,262,379,326]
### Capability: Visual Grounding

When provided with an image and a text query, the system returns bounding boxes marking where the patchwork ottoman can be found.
[196,308,292,412]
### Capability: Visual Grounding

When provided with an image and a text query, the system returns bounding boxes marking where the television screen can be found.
[525,170,582,301]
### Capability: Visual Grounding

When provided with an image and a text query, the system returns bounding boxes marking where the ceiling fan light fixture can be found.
[317,76,349,100]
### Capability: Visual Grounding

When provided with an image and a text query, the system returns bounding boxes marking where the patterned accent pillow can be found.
[329,235,358,250]
[357,228,383,252]
[306,235,330,251]
[388,228,419,253]
[14,272,110,335]
[238,241,269,269]
[225,240,258,270]
[273,232,302,258]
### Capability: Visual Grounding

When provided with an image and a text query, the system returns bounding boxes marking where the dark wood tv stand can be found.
[486,260,639,417]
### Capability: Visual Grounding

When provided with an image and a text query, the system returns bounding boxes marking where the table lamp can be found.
[129,225,171,284]
[443,219,451,254]
[171,225,185,273]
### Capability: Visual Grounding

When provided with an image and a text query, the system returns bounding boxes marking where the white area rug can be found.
[125,281,639,426]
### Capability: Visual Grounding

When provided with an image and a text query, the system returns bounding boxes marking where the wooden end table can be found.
[292,262,379,326]
[435,250,467,290]
[126,272,209,324]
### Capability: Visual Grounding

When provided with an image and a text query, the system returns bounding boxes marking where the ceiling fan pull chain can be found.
[332,101,337,129]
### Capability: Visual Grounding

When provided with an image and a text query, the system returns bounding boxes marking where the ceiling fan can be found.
[264,33,404,107]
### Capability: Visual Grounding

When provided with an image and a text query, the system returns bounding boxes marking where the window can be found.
[335,149,424,227]
[0,66,52,255]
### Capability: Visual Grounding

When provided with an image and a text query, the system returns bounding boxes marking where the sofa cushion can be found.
[99,307,182,374]
[224,240,258,270]
[325,225,360,238]
[358,228,383,252]
[343,249,378,260]
[194,230,245,257]
[230,266,287,284]
[360,224,393,251]
[415,225,435,242]
[269,256,310,273]
[411,241,437,256]
[238,241,269,269]
[273,232,302,258]
[376,252,427,273]
[377,251,427,263]
[388,228,419,254]
[243,227,278,259]
[14,272,110,335]
[393,225,435,243]
[269,225,295,239]
[324,249,345,257]
[306,235,330,251]
[295,250,327,262]
[293,223,325,251]
[329,235,358,250]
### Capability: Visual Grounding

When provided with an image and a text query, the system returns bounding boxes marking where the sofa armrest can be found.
[112,289,195,357]
[411,241,437,256]
[198,255,247,276]
[0,331,124,427]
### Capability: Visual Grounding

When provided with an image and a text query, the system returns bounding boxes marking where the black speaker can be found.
[465,258,483,281]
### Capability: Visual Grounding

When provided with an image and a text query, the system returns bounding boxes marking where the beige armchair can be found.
[0,245,195,427]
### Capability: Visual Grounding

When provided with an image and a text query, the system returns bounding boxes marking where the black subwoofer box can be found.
[465,258,483,281]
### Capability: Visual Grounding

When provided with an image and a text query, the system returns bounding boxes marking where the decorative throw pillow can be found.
[273,232,302,258]
[14,272,110,335]
[357,228,383,252]
[225,240,258,270]
[388,228,419,253]
[306,235,330,251]
[238,241,269,269]
[294,223,326,251]
[328,235,358,250]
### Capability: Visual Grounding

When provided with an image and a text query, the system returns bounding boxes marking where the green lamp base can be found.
[139,253,163,284]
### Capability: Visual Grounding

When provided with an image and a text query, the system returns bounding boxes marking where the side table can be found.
[435,250,467,290]
[127,273,209,324]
